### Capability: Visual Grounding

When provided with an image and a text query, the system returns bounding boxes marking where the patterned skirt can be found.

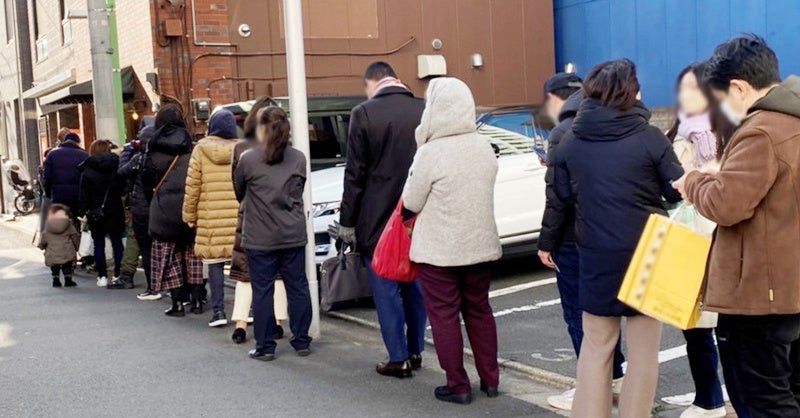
[151,239,204,292]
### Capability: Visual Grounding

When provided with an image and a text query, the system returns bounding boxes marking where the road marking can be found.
[661,384,731,406]
[493,298,562,318]
[489,277,557,298]
[621,344,687,374]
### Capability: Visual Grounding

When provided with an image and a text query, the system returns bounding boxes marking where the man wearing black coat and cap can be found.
[538,73,626,411]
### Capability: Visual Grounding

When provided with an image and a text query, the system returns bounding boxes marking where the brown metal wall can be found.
[226,0,555,106]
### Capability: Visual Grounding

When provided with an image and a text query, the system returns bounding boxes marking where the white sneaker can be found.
[137,290,163,301]
[679,405,727,418]
[96,277,108,287]
[612,376,624,395]
[547,387,575,411]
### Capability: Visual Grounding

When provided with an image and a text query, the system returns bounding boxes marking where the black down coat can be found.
[554,99,683,316]
[78,152,126,235]
[538,90,583,253]
[141,113,195,245]
[117,125,155,219]
[339,87,424,256]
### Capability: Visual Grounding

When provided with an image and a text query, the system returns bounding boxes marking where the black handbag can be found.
[87,173,115,224]
[320,242,373,312]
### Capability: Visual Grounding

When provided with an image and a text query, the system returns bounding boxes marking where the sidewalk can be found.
[0,219,565,417]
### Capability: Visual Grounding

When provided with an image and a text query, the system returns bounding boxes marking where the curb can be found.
[326,311,576,390]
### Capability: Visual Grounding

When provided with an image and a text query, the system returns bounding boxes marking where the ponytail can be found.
[257,106,291,165]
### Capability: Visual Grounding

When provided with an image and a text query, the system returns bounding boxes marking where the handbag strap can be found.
[98,171,115,211]
[153,155,179,196]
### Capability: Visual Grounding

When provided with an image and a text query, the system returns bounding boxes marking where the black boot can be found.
[190,284,204,314]
[64,276,77,287]
[52,276,62,287]
[165,299,185,317]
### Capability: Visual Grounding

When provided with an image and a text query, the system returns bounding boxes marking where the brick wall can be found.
[151,0,234,132]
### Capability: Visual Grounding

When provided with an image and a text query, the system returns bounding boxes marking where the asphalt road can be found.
[338,256,734,417]
[0,219,562,418]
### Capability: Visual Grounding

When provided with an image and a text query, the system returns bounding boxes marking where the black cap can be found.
[543,73,583,98]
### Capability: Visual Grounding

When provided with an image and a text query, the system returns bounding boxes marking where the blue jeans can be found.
[246,247,312,353]
[554,245,625,379]
[91,228,124,279]
[683,328,725,410]
[365,257,427,363]
[207,262,226,313]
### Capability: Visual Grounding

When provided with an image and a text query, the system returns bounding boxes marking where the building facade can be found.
[554,0,800,108]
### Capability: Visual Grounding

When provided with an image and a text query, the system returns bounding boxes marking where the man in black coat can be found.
[43,132,88,221]
[333,62,427,378]
[538,74,626,411]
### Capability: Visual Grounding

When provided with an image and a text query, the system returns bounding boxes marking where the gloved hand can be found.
[328,221,356,247]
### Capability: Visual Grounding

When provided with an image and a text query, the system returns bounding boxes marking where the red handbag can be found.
[371,199,417,282]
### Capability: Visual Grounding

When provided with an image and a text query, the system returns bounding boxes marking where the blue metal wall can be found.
[554,0,800,107]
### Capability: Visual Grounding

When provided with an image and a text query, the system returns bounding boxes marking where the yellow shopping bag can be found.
[617,213,712,330]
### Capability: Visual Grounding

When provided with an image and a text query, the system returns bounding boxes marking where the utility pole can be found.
[87,0,123,145]
[283,0,320,339]
[12,0,38,179]
[107,0,126,143]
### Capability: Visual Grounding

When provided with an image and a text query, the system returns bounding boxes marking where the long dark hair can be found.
[258,106,291,165]
[244,96,278,140]
[665,63,735,159]
[583,59,640,111]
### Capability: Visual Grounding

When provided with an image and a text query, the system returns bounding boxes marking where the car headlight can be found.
[312,201,341,218]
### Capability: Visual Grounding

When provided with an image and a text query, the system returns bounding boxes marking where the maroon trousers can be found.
[418,263,500,394]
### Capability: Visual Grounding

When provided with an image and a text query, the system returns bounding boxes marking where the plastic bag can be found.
[371,199,417,282]
[78,231,94,258]
[669,203,715,237]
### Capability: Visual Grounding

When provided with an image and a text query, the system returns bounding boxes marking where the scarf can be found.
[677,111,717,168]
[372,77,407,97]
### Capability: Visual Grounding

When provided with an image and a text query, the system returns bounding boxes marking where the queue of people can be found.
[33,33,800,416]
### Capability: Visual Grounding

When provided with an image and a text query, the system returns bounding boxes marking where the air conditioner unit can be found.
[417,55,447,79]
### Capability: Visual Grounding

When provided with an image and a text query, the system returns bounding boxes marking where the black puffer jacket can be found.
[554,99,683,316]
[79,152,126,234]
[538,90,582,252]
[340,87,424,255]
[117,126,155,219]
[142,110,195,244]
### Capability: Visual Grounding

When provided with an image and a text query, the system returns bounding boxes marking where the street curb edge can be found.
[326,311,576,390]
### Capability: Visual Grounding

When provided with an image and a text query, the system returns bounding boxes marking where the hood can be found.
[63,132,80,143]
[81,152,119,173]
[415,77,477,147]
[749,75,800,119]
[208,109,238,140]
[559,90,584,123]
[572,98,651,141]
[149,125,193,156]
[197,137,235,165]
[137,125,156,147]
[45,217,72,235]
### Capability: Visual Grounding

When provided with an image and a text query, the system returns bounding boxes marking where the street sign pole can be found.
[283,0,320,339]
[87,0,122,144]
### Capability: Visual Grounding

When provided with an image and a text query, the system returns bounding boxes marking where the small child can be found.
[39,204,81,287]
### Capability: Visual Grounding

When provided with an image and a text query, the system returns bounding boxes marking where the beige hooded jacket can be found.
[402,77,502,267]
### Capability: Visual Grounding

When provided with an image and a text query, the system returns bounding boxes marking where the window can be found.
[4,0,13,43]
[59,0,70,44]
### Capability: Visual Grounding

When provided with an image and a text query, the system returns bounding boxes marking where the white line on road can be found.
[621,344,687,374]
[661,384,731,406]
[493,298,562,318]
[488,278,557,299]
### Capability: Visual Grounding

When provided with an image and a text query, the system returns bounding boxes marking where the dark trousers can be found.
[207,262,225,313]
[365,257,427,363]
[683,327,725,409]
[91,227,124,279]
[132,215,152,290]
[246,247,312,354]
[553,245,625,379]
[717,313,800,418]
[51,263,73,279]
[418,263,499,394]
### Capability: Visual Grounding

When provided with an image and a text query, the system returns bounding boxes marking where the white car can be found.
[311,124,547,263]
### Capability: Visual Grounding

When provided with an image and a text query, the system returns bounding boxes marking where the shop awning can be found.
[38,66,137,106]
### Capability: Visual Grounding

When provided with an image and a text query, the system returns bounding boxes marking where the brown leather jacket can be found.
[686,76,800,315]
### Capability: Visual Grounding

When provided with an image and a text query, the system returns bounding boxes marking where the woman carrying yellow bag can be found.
[664,62,736,418]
